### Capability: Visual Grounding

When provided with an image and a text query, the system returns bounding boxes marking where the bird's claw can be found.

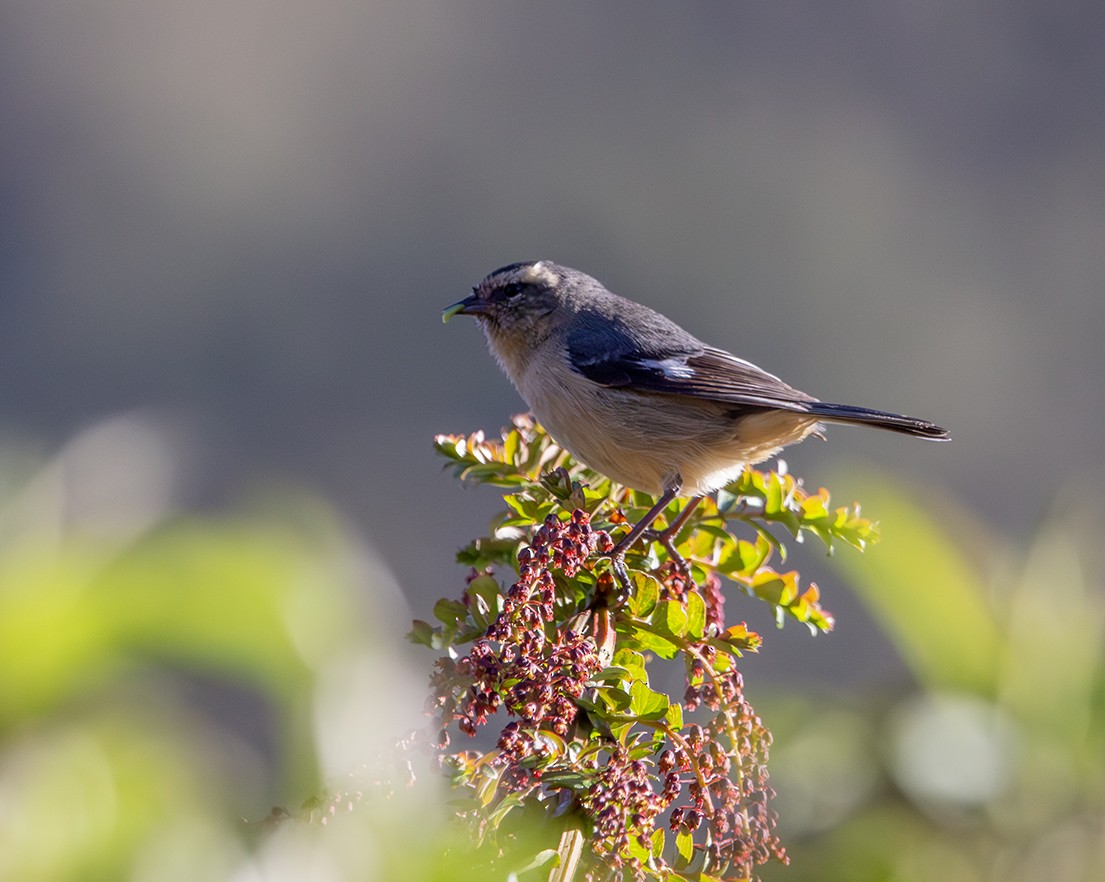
[609,553,632,605]
[641,527,692,581]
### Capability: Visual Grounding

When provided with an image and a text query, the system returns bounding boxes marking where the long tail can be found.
[806,402,950,440]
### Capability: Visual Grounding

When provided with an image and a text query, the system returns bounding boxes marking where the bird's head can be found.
[442,260,571,341]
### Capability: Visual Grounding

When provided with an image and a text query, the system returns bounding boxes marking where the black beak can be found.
[442,294,489,323]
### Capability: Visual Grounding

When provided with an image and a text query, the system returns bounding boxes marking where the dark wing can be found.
[567,323,815,413]
[566,325,950,439]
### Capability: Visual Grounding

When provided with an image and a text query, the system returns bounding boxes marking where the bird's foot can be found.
[600,489,699,604]
[609,553,633,604]
[642,526,693,582]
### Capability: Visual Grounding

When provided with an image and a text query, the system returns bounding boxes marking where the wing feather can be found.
[569,337,815,413]
[565,321,949,439]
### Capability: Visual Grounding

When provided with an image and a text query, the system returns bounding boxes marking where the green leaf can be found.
[433,597,469,626]
[714,624,762,653]
[533,729,567,758]
[628,680,670,720]
[513,848,558,874]
[407,619,434,646]
[627,831,653,864]
[626,572,660,618]
[685,591,706,639]
[591,665,631,682]
[476,763,502,806]
[650,828,665,859]
[675,830,695,865]
[602,653,648,686]
[597,685,633,713]
[718,534,771,576]
[466,575,502,628]
[683,523,725,560]
[619,622,680,659]
[539,467,575,500]
[502,428,521,465]
[651,599,689,639]
[612,648,646,669]
[751,569,797,605]
[456,536,520,569]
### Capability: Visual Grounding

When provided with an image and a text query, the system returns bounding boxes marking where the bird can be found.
[443,260,948,588]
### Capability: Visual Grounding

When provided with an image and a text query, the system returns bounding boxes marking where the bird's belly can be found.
[528,385,820,496]
[529,387,673,493]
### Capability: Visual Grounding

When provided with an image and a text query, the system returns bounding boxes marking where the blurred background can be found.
[1,1,1103,879]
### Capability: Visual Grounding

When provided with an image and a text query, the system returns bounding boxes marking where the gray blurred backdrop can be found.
[2,2,1102,683]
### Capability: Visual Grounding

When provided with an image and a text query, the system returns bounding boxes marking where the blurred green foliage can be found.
[758,471,1105,882]
[0,422,412,881]
[0,508,358,880]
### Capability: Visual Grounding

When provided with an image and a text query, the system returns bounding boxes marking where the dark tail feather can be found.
[806,402,950,440]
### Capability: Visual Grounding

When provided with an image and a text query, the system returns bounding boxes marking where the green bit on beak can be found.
[442,300,467,323]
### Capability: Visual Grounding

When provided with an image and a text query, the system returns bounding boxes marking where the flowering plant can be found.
[412,417,877,881]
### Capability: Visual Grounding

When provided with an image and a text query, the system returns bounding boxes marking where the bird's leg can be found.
[607,483,681,599]
[646,495,703,578]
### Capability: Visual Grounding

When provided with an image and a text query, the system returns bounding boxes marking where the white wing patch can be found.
[638,356,696,378]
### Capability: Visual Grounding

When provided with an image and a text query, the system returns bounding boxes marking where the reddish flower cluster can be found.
[684,644,743,713]
[580,745,679,881]
[427,498,786,880]
[701,572,726,631]
[655,559,693,599]
[667,714,787,876]
[498,510,603,633]
[429,509,606,751]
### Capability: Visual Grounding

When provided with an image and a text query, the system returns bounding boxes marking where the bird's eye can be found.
[500,282,525,299]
